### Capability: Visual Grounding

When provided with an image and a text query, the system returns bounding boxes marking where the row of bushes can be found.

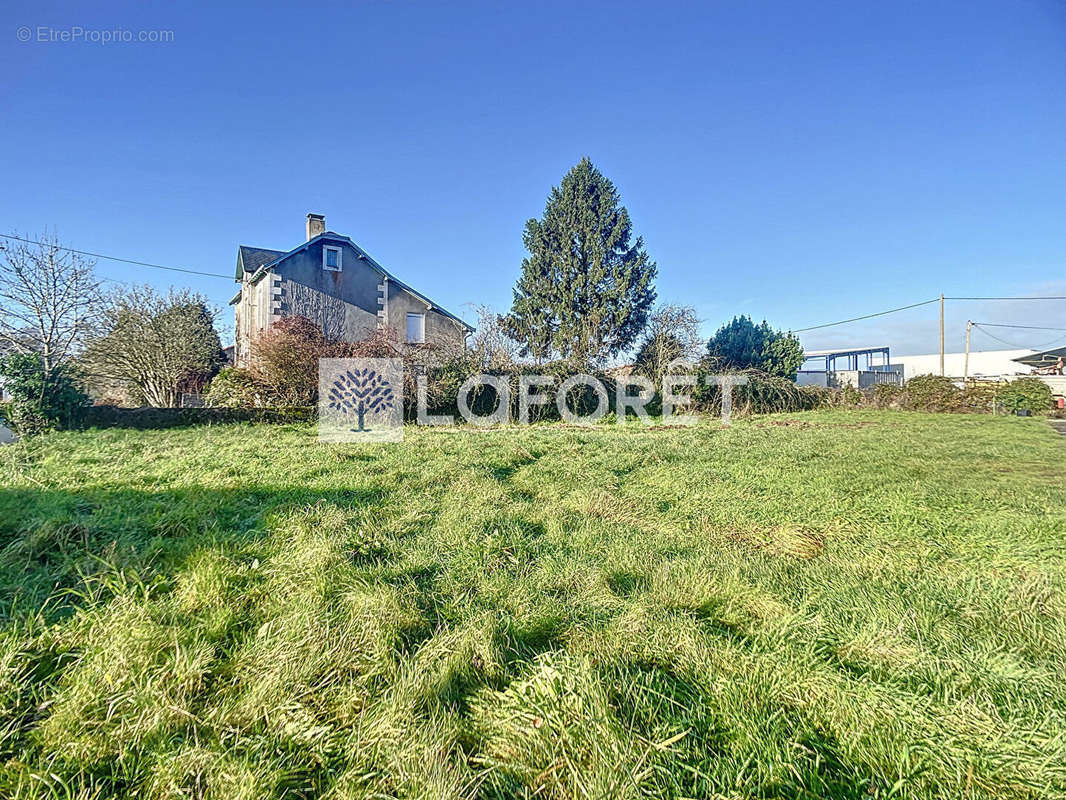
[694,370,828,415]
[204,361,830,422]
[198,316,1053,422]
[393,371,1056,421]
[201,317,832,422]
[110,372,1060,430]
[434,368,829,422]
[0,401,314,433]
[868,375,1055,414]
[2,366,1055,436]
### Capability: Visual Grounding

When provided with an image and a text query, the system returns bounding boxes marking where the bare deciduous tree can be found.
[0,232,101,374]
[467,305,522,371]
[634,304,703,387]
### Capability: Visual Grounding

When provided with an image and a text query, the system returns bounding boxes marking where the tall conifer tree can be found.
[503,158,657,364]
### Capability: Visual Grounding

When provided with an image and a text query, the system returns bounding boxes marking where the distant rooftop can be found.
[1013,346,1066,367]
[803,346,890,358]
[802,346,892,372]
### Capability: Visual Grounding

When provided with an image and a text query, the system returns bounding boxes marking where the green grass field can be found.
[0,411,1064,799]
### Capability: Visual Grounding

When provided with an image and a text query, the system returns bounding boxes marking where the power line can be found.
[972,322,1066,331]
[792,298,940,332]
[0,233,232,280]
[2,232,1063,325]
[972,326,1028,349]
[972,323,1066,351]
[947,295,1066,301]
[795,294,1066,335]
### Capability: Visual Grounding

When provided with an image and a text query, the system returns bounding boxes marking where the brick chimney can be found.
[306,213,325,240]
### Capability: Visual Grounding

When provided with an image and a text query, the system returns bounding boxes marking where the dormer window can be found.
[323,245,342,272]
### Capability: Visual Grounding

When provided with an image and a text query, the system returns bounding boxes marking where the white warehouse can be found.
[891,349,1035,380]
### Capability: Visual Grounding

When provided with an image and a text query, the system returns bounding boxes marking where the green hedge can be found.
[81,405,315,430]
[66,376,1056,431]
[997,377,1054,413]
[887,376,1054,415]
[428,367,833,422]
[0,352,91,434]
[694,370,830,415]
[422,367,834,421]
[900,375,961,412]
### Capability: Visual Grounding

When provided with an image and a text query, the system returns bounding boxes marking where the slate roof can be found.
[235,246,286,280]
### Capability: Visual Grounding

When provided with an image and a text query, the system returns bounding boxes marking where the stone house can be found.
[230,214,473,366]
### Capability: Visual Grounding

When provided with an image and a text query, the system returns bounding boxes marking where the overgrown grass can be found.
[0,411,1064,799]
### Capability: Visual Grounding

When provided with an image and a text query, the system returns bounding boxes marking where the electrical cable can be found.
[947,295,1066,301]
[972,324,1066,351]
[792,298,940,332]
[0,233,232,280]
[970,322,1066,331]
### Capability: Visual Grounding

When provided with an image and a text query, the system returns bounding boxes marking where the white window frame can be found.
[406,312,426,344]
[322,245,342,272]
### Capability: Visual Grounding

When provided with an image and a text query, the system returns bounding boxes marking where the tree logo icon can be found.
[318,358,404,443]
[327,367,395,432]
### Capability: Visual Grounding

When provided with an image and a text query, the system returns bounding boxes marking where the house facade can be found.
[230,214,472,366]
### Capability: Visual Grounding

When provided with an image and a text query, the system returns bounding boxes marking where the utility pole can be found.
[964,320,972,381]
[939,293,945,376]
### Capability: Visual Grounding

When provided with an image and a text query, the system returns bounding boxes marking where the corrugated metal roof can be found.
[803,346,890,358]
[1013,346,1066,366]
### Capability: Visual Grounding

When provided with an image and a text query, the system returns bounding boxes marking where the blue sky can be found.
[2,0,1064,356]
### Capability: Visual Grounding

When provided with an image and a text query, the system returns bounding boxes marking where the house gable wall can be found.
[276,240,381,318]
[273,240,380,342]
[234,237,468,364]
[385,282,466,349]
[234,276,274,366]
